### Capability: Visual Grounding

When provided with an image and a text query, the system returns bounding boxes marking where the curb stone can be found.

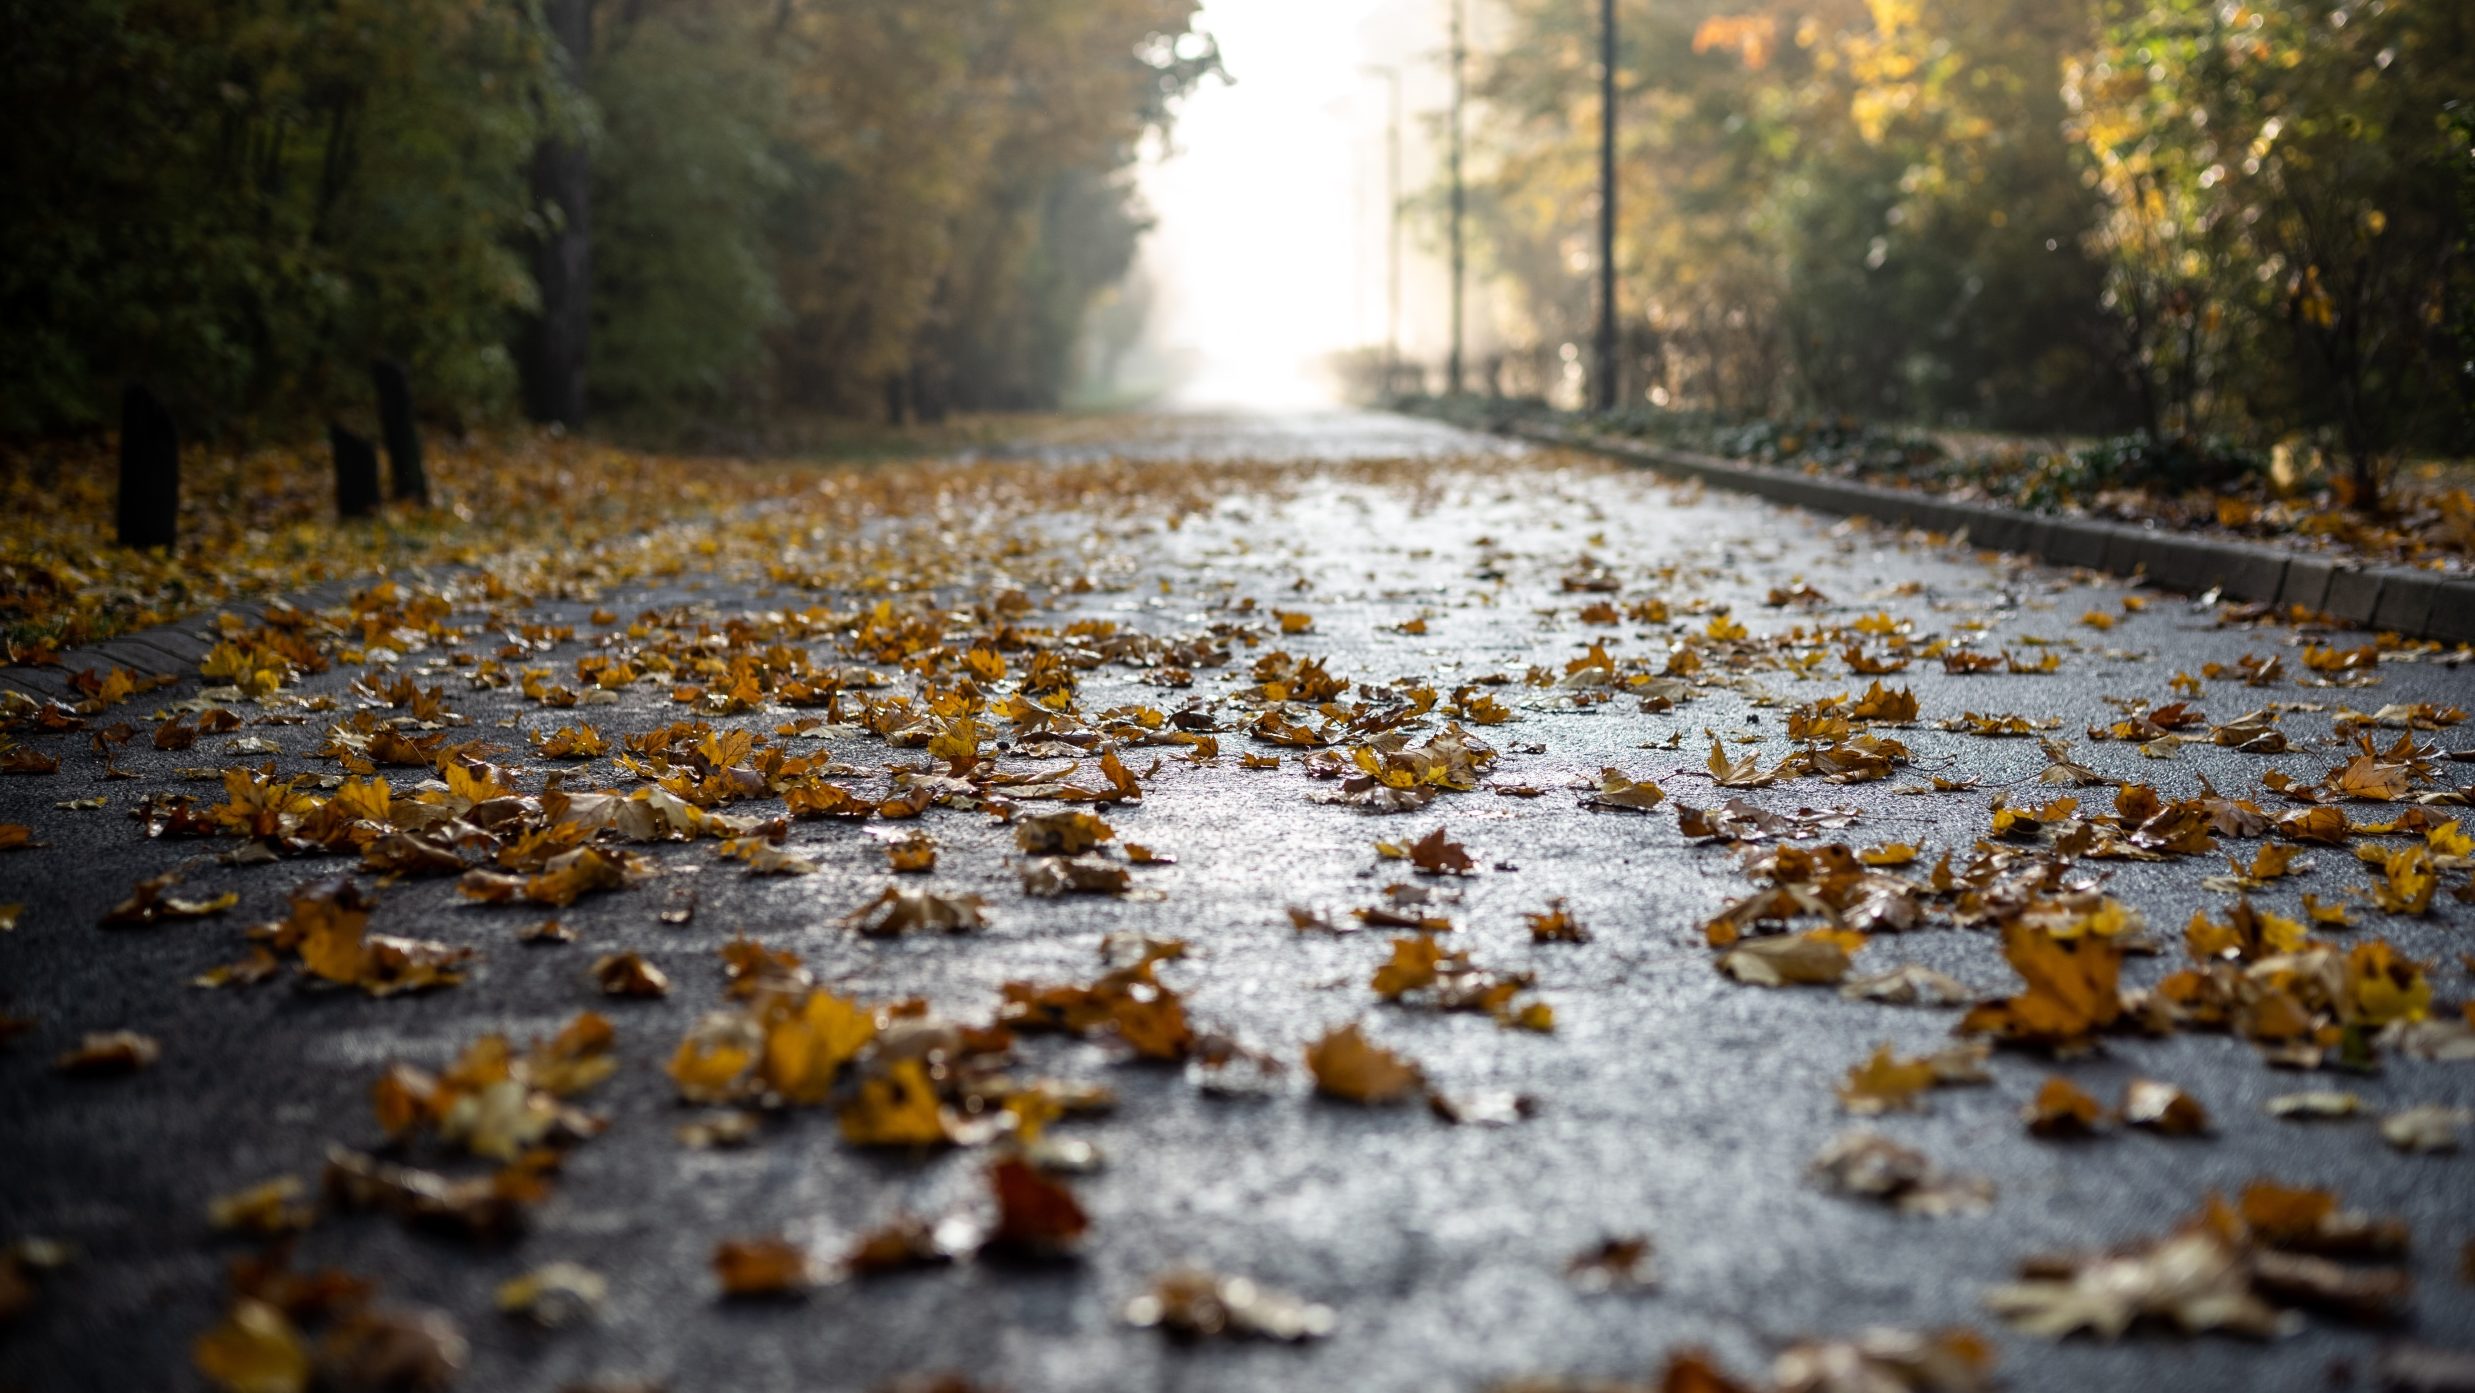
[1444,413,2470,645]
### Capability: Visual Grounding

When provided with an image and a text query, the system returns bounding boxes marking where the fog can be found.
[1133,0,1464,409]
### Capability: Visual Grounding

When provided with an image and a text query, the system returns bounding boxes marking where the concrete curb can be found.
[1460,415,2473,645]
[0,574,384,704]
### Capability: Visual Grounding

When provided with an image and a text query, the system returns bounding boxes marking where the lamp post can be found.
[1447,0,1467,397]
[1362,64,1403,394]
[1591,0,1619,412]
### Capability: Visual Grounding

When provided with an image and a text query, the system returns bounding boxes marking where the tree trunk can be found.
[116,385,179,549]
[371,359,427,504]
[520,0,593,428]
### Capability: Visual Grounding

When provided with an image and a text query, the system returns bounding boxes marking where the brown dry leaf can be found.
[1371,935,1450,1000]
[1586,769,1667,812]
[2121,1079,2212,1136]
[841,887,989,937]
[1838,1046,1939,1115]
[1403,826,1475,875]
[208,1178,314,1237]
[193,1298,311,1393]
[1015,810,1116,855]
[2276,805,2349,846]
[713,1236,814,1298]
[321,1148,537,1242]
[517,918,574,945]
[100,871,239,926]
[591,952,670,999]
[841,1213,977,1277]
[1706,734,1776,789]
[1304,1023,1423,1104]
[1718,929,1864,988]
[1427,1087,1539,1126]
[883,831,938,873]
[1985,1229,2292,1340]
[1808,1131,1993,1216]
[2263,1091,2362,1121]
[279,877,471,998]
[1957,925,2124,1052]
[1526,898,1589,943]
[494,1262,607,1328]
[1123,1269,1336,1341]
[676,1111,763,1149]
[1771,1328,1998,1393]
[1838,1042,1989,1115]
[2237,1179,2408,1259]
[2184,899,2308,962]
[1564,1236,1658,1294]
[2367,844,2438,916]
[53,1030,160,1076]
[1840,964,1972,1007]
[1020,854,1133,897]
[2380,1106,2472,1154]
[2036,738,2106,787]
[720,836,818,877]
[837,1059,954,1148]
[984,1157,1089,1257]
[2025,1077,2109,1137]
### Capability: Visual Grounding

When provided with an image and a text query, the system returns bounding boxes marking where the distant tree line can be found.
[0,0,1219,438]
[1469,0,2470,496]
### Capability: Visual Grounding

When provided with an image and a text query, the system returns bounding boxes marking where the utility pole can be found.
[1363,65,1403,394]
[1447,0,1467,397]
[1592,0,1619,412]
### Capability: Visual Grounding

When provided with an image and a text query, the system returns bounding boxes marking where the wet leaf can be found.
[1124,1269,1335,1341]
[984,1157,1088,1257]
[1809,1131,1993,1216]
[1719,929,1863,987]
[2121,1079,2212,1136]
[2025,1077,2108,1137]
[53,1030,159,1076]
[495,1262,606,1327]
[1304,1023,1422,1104]
[713,1237,814,1298]
[194,1299,311,1393]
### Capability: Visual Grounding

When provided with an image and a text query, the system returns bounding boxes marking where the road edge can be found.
[1426,411,2474,646]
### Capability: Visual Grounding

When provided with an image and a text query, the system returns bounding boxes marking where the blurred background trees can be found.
[0,0,1218,438]
[1464,0,2471,485]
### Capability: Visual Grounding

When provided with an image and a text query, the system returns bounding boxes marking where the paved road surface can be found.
[3,410,2471,1392]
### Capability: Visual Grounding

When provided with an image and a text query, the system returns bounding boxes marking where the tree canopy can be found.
[1465,0,2471,485]
[0,0,1218,437]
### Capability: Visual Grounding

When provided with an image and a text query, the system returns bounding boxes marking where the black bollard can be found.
[371,358,427,505]
[115,384,179,549]
[331,424,381,519]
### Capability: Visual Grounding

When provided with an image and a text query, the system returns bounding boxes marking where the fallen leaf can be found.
[984,1157,1088,1257]
[2121,1079,2212,1136]
[54,1030,160,1076]
[2024,1077,2108,1138]
[495,1262,606,1327]
[591,952,670,999]
[1719,930,1863,988]
[193,1299,311,1393]
[2381,1106,2472,1154]
[1304,1024,1422,1104]
[1564,1236,1658,1294]
[1123,1269,1335,1341]
[713,1236,813,1298]
[1808,1131,1992,1216]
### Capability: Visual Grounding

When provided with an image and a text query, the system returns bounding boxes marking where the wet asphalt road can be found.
[3,408,2473,1393]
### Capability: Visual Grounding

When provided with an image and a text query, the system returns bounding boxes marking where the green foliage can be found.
[1,0,1216,437]
[0,0,557,436]
[587,14,786,418]
[1466,0,2469,489]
